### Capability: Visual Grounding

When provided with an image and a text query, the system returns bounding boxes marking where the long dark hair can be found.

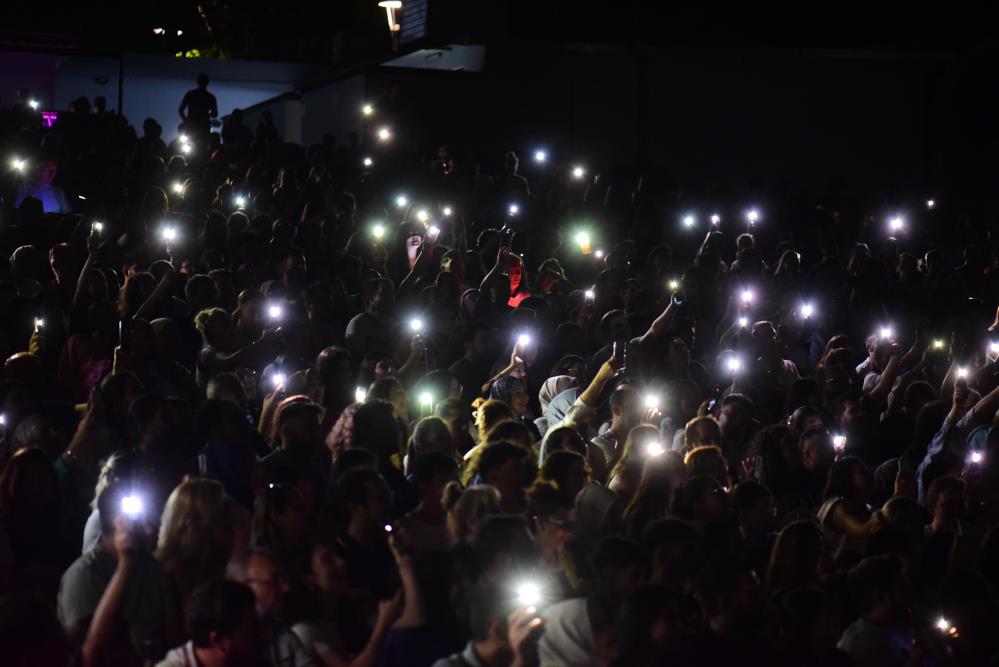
[823,455,866,502]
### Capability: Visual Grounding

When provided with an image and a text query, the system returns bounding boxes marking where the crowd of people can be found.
[0,72,998,666]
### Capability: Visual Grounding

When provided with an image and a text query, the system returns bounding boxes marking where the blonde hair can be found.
[443,482,501,544]
[157,478,234,598]
[683,415,720,452]
[194,307,229,340]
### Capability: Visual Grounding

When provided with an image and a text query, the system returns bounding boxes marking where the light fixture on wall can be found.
[378,1,402,33]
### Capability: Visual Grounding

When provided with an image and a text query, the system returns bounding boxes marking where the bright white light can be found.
[645,441,666,457]
[933,339,946,350]
[575,231,590,247]
[10,157,26,172]
[644,394,660,410]
[517,333,531,348]
[171,181,185,194]
[180,143,193,155]
[395,195,408,208]
[419,392,433,405]
[584,289,595,300]
[409,318,423,332]
[572,165,586,180]
[92,222,104,233]
[747,209,760,223]
[957,367,969,379]
[33,318,45,331]
[121,495,144,517]
[508,203,520,216]
[738,316,749,328]
[268,304,283,321]
[516,581,542,607]
[384,523,393,533]
[889,217,904,233]
[833,435,847,452]
[235,195,246,208]
[377,127,392,142]
[534,150,547,163]
[442,206,453,217]
[879,326,893,340]
[727,357,742,373]
[594,249,604,259]
[28,99,39,110]
[176,30,184,36]
[741,289,754,304]
[936,617,952,632]
[668,280,679,291]
[683,215,696,228]
[153,28,165,35]
[355,386,367,403]
[428,225,441,239]
[710,214,721,225]
[161,226,178,242]
[272,372,287,388]
[927,199,936,209]
[362,104,374,116]
[416,209,430,223]
[800,303,814,319]
[372,224,385,240]
[363,156,373,167]
[970,451,984,465]
[990,342,999,354]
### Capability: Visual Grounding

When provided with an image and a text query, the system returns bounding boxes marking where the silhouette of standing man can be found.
[178,72,218,143]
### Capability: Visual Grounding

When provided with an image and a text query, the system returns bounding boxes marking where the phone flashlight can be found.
[121,494,145,518]
[889,217,904,233]
[28,99,40,110]
[668,279,680,291]
[926,199,936,210]
[92,221,104,234]
[372,224,386,241]
[362,104,374,116]
[936,617,959,637]
[508,203,520,216]
[989,341,999,355]
[727,357,742,373]
[384,523,393,533]
[594,249,604,259]
[11,157,26,172]
[416,209,430,223]
[180,143,193,155]
[161,226,178,243]
[575,231,590,247]
[171,181,185,194]
[363,156,373,167]
[515,581,542,608]
[419,392,433,406]
[833,435,847,452]
[271,372,287,389]
[800,303,814,319]
[969,451,984,465]
[534,150,547,163]
[584,289,595,301]
[442,206,453,217]
[395,195,408,208]
[268,304,283,321]
[428,225,441,240]
[645,441,666,457]
[879,326,893,340]
[933,339,946,350]
[234,195,246,208]
[34,317,45,332]
[710,214,721,225]
[741,289,754,305]
[178,133,189,144]
[409,318,424,333]
[571,165,586,180]
[355,386,367,403]
[377,127,392,142]
[683,214,695,228]
[644,394,660,410]
[517,333,531,348]
[957,367,969,379]
[746,209,760,224]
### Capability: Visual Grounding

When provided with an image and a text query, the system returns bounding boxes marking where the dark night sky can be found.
[4,1,999,63]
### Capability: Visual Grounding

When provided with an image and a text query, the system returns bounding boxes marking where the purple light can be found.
[41,111,57,128]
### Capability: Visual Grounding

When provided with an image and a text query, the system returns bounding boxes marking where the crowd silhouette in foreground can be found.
[0,73,999,666]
